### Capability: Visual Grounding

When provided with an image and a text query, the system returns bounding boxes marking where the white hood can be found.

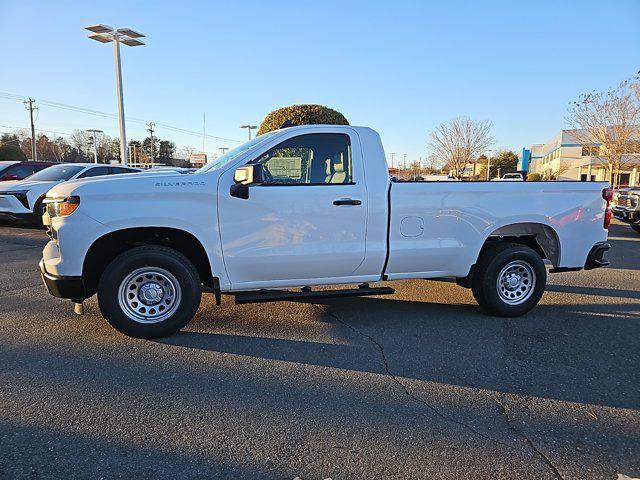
[0,179,59,192]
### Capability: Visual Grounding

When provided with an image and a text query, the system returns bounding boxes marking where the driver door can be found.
[218,130,368,288]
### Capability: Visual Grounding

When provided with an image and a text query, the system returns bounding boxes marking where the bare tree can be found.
[52,136,71,161]
[568,77,640,187]
[70,130,90,160]
[543,158,571,181]
[428,116,494,179]
[425,154,443,174]
[178,145,196,161]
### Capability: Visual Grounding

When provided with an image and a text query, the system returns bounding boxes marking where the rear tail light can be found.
[602,188,613,229]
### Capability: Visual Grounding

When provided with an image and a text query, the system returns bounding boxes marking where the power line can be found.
[0,123,74,137]
[0,91,243,144]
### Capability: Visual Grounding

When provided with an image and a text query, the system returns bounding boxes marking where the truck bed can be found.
[385,181,609,279]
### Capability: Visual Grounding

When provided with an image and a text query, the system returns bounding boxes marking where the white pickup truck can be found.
[39,125,612,338]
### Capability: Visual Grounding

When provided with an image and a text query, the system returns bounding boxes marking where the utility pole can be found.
[390,153,395,168]
[219,147,229,155]
[146,121,155,163]
[86,129,104,163]
[24,98,37,160]
[403,153,407,170]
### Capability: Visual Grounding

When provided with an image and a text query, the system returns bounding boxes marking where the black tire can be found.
[97,245,202,338]
[471,242,546,317]
[30,197,46,227]
[632,224,640,234]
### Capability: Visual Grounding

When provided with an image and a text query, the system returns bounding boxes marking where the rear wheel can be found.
[631,224,640,234]
[98,245,202,338]
[472,242,546,317]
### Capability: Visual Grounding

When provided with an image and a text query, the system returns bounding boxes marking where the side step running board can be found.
[234,284,395,304]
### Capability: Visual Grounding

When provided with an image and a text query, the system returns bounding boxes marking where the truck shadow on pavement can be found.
[164,296,640,412]
[545,284,640,299]
[0,419,276,480]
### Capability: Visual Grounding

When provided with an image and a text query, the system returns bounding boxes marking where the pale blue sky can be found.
[1,0,639,162]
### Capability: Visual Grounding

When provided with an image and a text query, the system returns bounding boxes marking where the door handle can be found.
[333,198,362,206]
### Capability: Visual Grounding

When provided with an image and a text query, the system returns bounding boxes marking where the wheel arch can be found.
[482,222,560,266]
[82,227,214,297]
[458,222,560,288]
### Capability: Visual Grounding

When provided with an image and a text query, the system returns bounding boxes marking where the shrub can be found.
[527,172,543,181]
[257,104,349,135]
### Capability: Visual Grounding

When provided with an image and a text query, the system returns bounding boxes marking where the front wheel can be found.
[472,242,546,317]
[98,245,202,338]
[29,197,47,227]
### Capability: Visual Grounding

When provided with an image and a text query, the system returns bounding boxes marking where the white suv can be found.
[0,163,139,224]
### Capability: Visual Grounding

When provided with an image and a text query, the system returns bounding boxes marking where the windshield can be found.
[196,131,279,173]
[27,164,84,182]
[0,163,17,174]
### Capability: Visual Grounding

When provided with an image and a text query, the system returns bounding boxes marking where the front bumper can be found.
[39,259,86,300]
[612,206,640,224]
[0,194,32,216]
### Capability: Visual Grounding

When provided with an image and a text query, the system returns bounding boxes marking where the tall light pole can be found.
[485,149,494,181]
[86,129,103,163]
[85,24,145,166]
[240,125,257,141]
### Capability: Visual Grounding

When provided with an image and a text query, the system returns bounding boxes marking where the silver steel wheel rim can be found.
[118,267,181,324]
[496,260,536,306]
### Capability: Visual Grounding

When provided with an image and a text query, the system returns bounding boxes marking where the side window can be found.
[109,167,133,174]
[3,164,35,179]
[77,166,111,178]
[254,133,352,185]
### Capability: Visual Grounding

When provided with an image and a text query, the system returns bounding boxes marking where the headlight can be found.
[44,196,80,218]
[0,190,30,209]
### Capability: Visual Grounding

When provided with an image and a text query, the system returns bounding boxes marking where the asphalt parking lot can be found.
[0,221,639,480]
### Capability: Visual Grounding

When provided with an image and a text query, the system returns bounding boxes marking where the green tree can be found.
[142,136,160,162]
[0,134,27,162]
[257,104,349,135]
[158,140,175,161]
[489,150,519,178]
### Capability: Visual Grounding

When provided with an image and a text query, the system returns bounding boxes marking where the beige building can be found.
[524,129,640,186]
